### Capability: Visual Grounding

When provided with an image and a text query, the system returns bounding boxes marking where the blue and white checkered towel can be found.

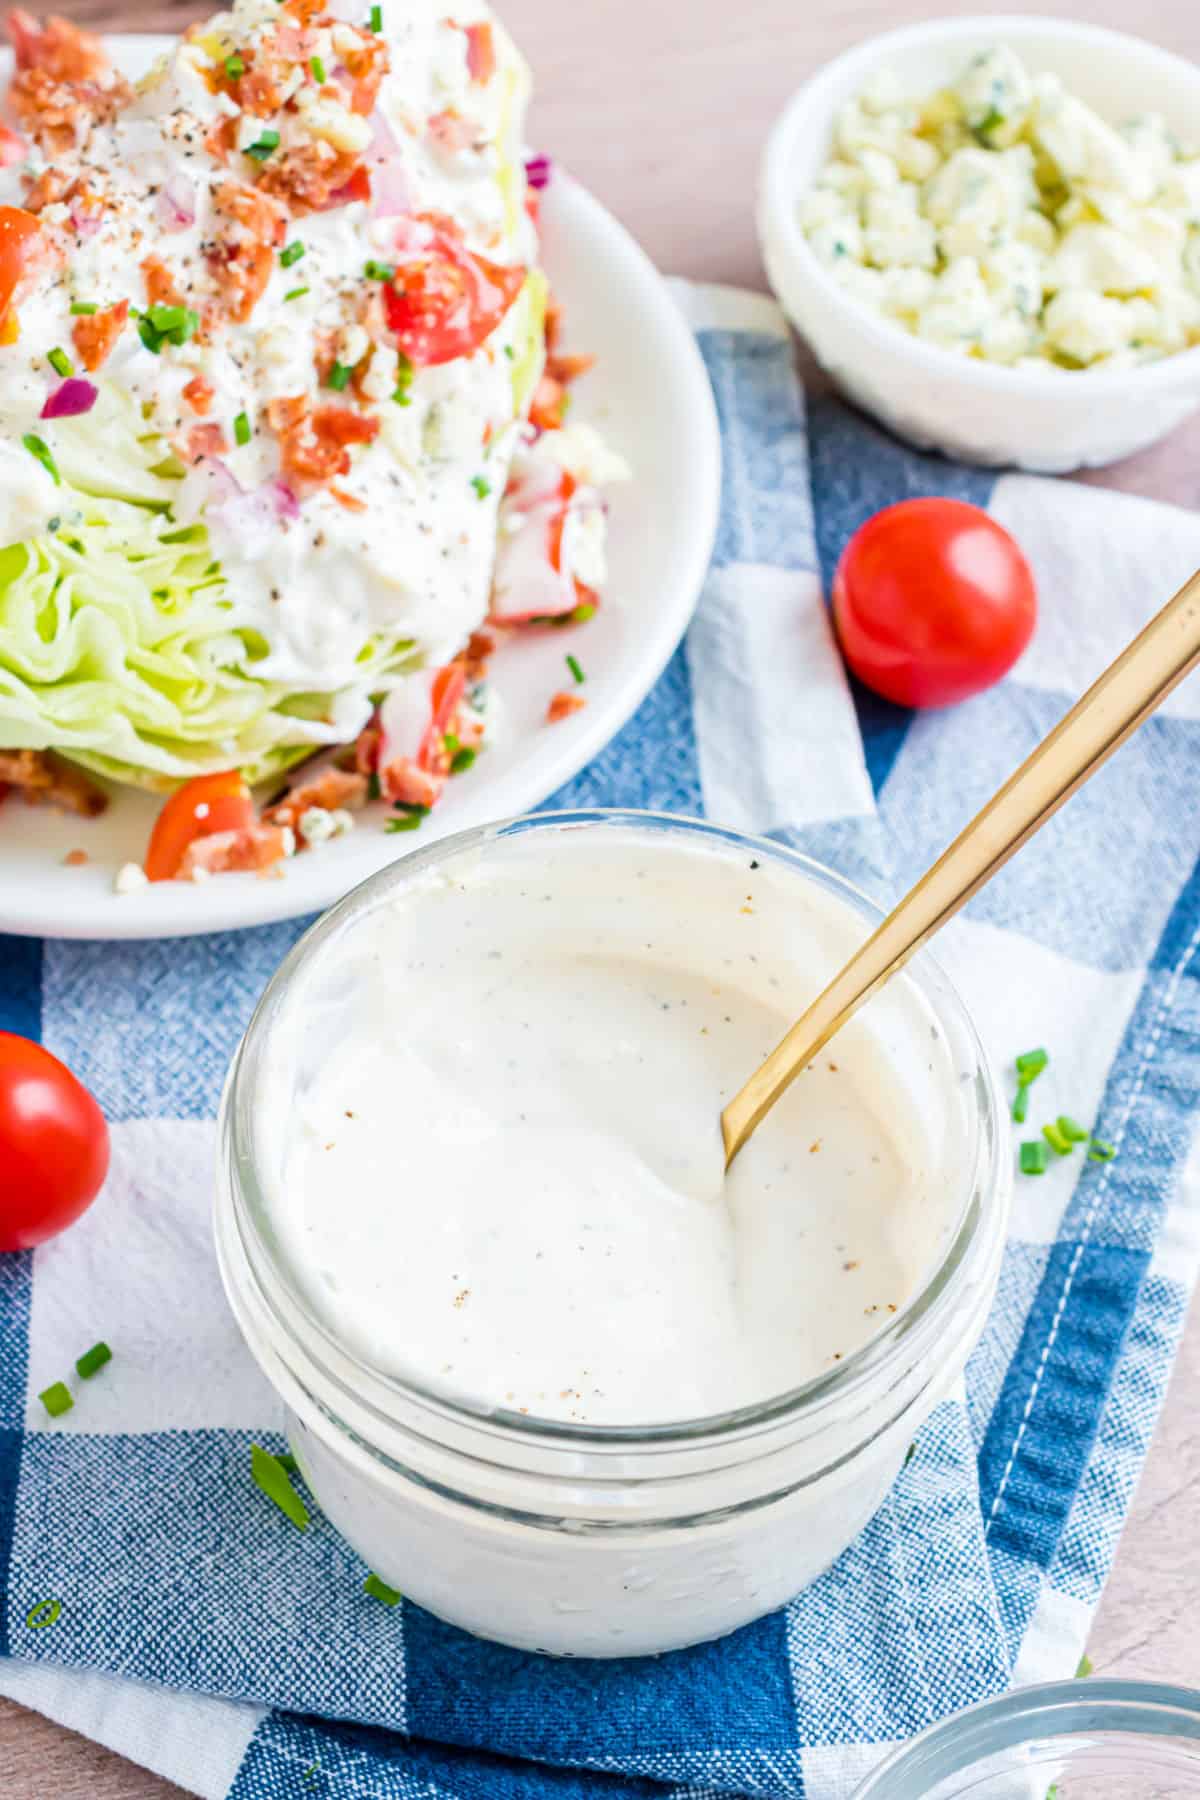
[3,281,1200,1800]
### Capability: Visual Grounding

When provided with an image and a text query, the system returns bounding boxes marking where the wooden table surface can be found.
[5,0,1200,1793]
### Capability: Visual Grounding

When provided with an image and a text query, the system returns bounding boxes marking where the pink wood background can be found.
[4,0,1200,1792]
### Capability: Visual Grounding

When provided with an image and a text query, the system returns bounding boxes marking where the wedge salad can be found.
[0,0,627,880]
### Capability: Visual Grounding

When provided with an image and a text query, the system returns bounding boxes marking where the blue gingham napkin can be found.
[3,281,1200,1800]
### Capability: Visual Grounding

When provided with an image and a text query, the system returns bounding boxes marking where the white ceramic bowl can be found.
[759,15,1200,472]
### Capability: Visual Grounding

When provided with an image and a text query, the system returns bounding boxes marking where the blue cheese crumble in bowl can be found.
[760,16,1200,471]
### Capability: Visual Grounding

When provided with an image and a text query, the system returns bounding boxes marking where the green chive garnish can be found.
[234,410,251,446]
[47,346,72,378]
[224,52,244,77]
[369,3,382,29]
[1077,1653,1094,1678]
[1089,1138,1116,1163]
[471,474,490,499]
[1058,1116,1090,1144]
[327,361,352,391]
[1042,1121,1072,1156]
[1015,1048,1048,1081]
[245,128,281,161]
[23,434,60,485]
[1012,1085,1030,1124]
[25,1599,61,1631]
[138,305,200,354]
[385,805,430,832]
[363,1571,401,1606]
[39,1381,73,1417]
[69,300,97,315]
[392,350,414,405]
[250,1443,309,1531]
[280,240,305,267]
[309,53,326,81]
[284,286,309,302]
[364,259,395,281]
[569,600,596,624]
[449,747,476,774]
[903,1441,916,1467]
[442,732,460,754]
[75,1341,112,1380]
[1020,1140,1049,1176]
[566,653,585,685]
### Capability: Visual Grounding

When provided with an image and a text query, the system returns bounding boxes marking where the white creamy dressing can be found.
[265,828,966,1425]
[0,0,541,689]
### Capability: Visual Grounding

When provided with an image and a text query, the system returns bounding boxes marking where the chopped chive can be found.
[470,474,490,499]
[1020,1140,1049,1176]
[284,285,310,302]
[280,240,305,267]
[449,747,476,774]
[366,770,382,801]
[1012,1085,1030,1124]
[23,434,60,485]
[1042,1121,1072,1157]
[1058,1116,1090,1144]
[75,1341,111,1380]
[442,732,460,754]
[69,300,97,315]
[327,361,352,391]
[233,410,251,447]
[1089,1137,1117,1163]
[565,652,585,685]
[1015,1048,1048,1082]
[47,346,72,378]
[392,349,414,405]
[25,1598,61,1630]
[503,343,515,359]
[369,3,382,29]
[385,804,430,832]
[245,128,281,161]
[39,1381,73,1417]
[224,52,245,77]
[1077,1653,1094,1678]
[309,53,326,82]
[569,600,596,624]
[146,303,187,332]
[363,259,395,281]
[250,1443,309,1531]
[903,1441,916,1467]
[363,1571,402,1606]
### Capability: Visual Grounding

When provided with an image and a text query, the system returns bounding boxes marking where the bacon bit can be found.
[208,238,274,325]
[71,297,128,371]
[234,59,283,118]
[204,115,238,164]
[266,393,308,434]
[428,109,477,154]
[9,64,130,151]
[547,351,595,385]
[8,10,106,78]
[329,485,367,513]
[214,180,287,247]
[529,373,565,433]
[182,374,215,415]
[142,254,185,309]
[378,757,441,809]
[276,402,380,487]
[458,628,495,683]
[63,847,88,867]
[257,143,367,215]
[462,20,495,83]
[546,691,587,725]
[264,766,368,832]
[186,422,228,460]
[176,823,292,880]
[22,166,71,211]
[353,718,381,776]
[0,748,107,816]
[544,293,564,351]
[339,30,388,116]
[282,0,324,21]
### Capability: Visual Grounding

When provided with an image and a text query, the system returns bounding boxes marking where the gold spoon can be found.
[722,566,1200,1169]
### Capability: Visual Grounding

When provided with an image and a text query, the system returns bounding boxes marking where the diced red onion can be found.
[367,108,413,218]
[155,173,196,234]
[69,198,102,239]
[525,153,552,191]
[40,377,97,419]
[208,477,300,557]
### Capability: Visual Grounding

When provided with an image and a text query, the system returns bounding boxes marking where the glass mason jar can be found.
[214,810,1010,1658]
[851,1678,1200,1797]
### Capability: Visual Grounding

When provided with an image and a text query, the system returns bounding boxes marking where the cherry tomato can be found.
[384,217,526,367]
[418,663,467,769]
[0,1034,109,1251]
[832,498,1037,709]
[144,770,256,882]
[463,20,495,83]
[0,206,41,332]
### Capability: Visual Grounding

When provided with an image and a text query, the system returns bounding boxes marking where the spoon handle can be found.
[722,566,1200,1168]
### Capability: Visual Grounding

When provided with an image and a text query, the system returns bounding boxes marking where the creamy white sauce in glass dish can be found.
[216,811,1010,1657]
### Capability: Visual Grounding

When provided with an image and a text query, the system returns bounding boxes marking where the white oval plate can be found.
[0,34,720,939]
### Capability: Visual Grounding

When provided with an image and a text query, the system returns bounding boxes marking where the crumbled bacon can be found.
[63,847,88,866]
[71,298,127,371]
[204,115,238,164]
[176,824,292,880]
[206,184,286,325]
[529,373,565,432]
[330,485,367,512]
[142,255,185,309]
[183,374,215,415]
[428,109,478,154]
[22,166,71,211]
[275,402,380,488]
[339,29,388,116]
[547,351,596,385]
[9,64,130,151]
[8,10,107,80]
[186,422,228,460]
[379,757,441,809]
[255,142,366,215]
[263,766,368,833]
[0,749,107,816]
[546,691,587,724]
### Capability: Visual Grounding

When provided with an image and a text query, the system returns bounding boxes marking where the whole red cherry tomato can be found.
[0,1033,109,1251]
[833,498,1037,709]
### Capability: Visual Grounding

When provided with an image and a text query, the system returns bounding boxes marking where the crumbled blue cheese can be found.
[801,45,1200,368]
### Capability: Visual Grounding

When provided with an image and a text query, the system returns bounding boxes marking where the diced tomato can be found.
[420,663,467,766]
[0,206,40,335]
[71,297,127,371]
[546,691,586,724]
[144,770,257,882]
[463,21,495,83]
[0,123,25,165]
[186,422,228,459]
[376,662,477,810]
[183,374,215,415]
[383,216,525,367]
[379,758,442,809]
[321,162,371,209]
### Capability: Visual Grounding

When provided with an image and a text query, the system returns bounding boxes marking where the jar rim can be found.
[851,1678,1200,1795]
[221,808,1009,1452]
